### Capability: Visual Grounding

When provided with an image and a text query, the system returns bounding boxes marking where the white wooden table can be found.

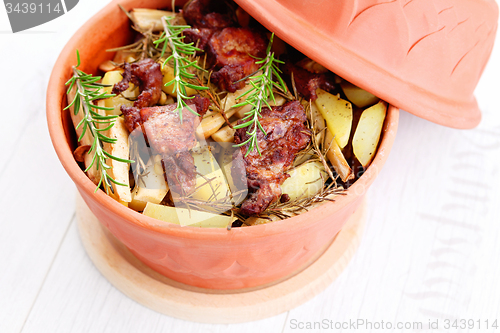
[1,1,499,332]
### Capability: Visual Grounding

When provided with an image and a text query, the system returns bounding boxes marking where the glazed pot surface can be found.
[234,0,498,129]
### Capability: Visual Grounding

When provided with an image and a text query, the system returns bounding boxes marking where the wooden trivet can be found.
[76,193,366,324]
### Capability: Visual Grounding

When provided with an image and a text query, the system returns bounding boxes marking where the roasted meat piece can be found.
[183,0,236,53]
[234,101,311,216]
[188,95,211,118]
[112,58,163,133]
[208,27,267,92]
[185,26,267,92]
[183,0,236,30]
[182,0,268,92]
[183,28,215,53]
[283,63,337,101]
[140,104,201,195]
[137,97,209,195]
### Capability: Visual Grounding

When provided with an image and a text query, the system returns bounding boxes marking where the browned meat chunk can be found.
[234,101,311,216]
[183,28,215,53]
[183,0,268,93]
[183,0,235,30]
[121,107,142,135]
[283,63,337,101]
[112,58,163,132]
[188,95,211,117]
[140,105,200,195]
[208,27,267,92]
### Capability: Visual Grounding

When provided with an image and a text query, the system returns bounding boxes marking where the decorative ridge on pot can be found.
[234,0,498,129]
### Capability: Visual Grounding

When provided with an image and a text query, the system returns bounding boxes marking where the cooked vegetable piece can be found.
[160,63,197,98]
[102,71,136,115]
[233,104,253,119]
[211,120,238,142]
[196,84,253,138]
[234,95,285,120]
[314,88,352,148]
[353,101,387,168]
[112,50,136,64]
[341,81,379,108]
[98,60,117,72]
[281,161,326,201]
[68,87,102,184]
[269,95,287,107]
[196,109,237,139]
[159,92,174,105]
[129,156,169,212]
[293,147,314,166]
[130,9,174,32]
[324,130,354,182]
[191,145,231,202]
[143,203,236,228]
[103,117,132,203]
[308,101,326,131]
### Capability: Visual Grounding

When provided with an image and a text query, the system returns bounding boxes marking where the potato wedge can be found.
[352,101,387,168]
[130,9,174,32]
[101,71,136,115]
[233,95,285,119]
[233,103,253,119]
[129,156,169,212]
[293,147,314,167]
[196,84,254,138]
[68,87,102,184]
[143,203,236,228]
[281,161,326,201]
[196,109,237,139]
[269,95,287,107]
[308,100,326,131]
[98,60,118,72]
[325,130,354,182]
[103,117,132,203]
[315,88,353,149]
[159,91,174,106]
[161,64,197,98]
[341,81,379,108]
[112,50,136,64]
[190,145,231,203]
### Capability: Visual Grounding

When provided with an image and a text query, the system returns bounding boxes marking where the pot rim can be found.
[46,0,399,241]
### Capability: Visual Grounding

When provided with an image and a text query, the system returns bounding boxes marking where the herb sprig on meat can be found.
[232,33,287,156]
[154,16,209,122]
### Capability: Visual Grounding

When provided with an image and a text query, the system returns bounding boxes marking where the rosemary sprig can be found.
[153,16,208,122]
[65,50,134,193]
[233,33,288,156]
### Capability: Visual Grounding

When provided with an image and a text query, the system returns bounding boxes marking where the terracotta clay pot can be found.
[46,0,427,290]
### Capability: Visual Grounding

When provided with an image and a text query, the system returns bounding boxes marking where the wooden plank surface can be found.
[1,1,499,332]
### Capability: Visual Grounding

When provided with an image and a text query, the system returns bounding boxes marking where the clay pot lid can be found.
[234,0,498,129]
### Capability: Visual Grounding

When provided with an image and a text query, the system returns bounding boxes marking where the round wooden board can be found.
[76,193,366,324]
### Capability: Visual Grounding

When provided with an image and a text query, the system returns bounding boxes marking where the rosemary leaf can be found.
[153,16,209,122]
[65,50,134,193]
[231,33,287,156]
